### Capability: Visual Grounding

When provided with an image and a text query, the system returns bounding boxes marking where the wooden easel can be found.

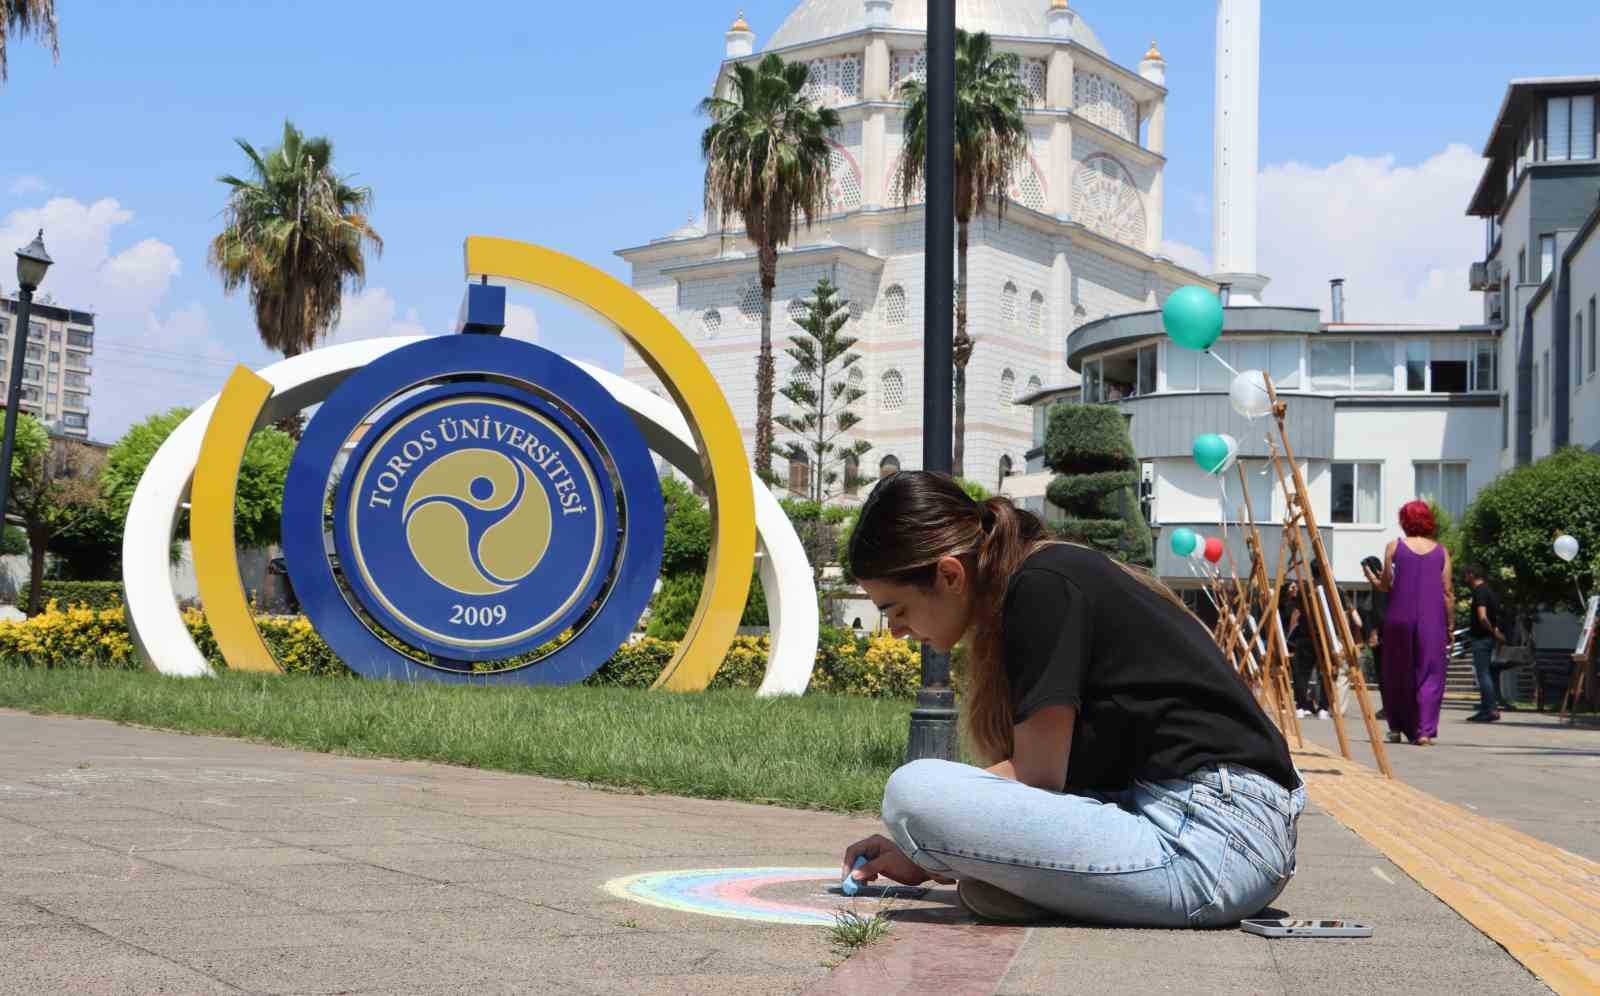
[1261,375,1393,778]
[1233,459,1302,747]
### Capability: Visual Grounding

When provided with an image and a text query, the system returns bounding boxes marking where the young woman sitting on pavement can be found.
[840,471,1304,926]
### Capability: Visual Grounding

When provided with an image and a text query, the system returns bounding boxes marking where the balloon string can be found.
[1206,349,1240,377]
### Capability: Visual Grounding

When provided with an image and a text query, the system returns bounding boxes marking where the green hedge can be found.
[18,580,125,613]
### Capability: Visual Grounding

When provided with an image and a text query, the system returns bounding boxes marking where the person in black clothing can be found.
[1463,565,1506,722]
[839,472,1303,927]
[1361,555,1388,720]
[1284,579,1327,717]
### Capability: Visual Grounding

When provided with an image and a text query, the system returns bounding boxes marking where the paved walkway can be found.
[1297,700,1600,860]
[0,710,1559,995]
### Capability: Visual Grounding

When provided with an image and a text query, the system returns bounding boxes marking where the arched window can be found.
[1001,282,1019,326]
[879,454,901,478]
[883,285,907,325]
[1029,291,1045,335]
[1000,368,1016,404]
[881,369,905,412]
[787,297,810,326]
[848,366,865,402]
[843,452,860,495]
[788,449,810,496]
[827,142,864,212]
[738,281,763,324]
[998,455,1013,491]
[701,308,722,336]
[1027,374,1043,395]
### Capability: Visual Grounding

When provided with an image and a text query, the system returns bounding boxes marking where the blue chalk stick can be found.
[841,855,868,897]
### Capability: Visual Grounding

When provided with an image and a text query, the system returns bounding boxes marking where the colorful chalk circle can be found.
[1162,286,1224,352]
[603,867,928,926]
[1170,527,1199,558]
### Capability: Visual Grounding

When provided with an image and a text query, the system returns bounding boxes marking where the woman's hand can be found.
[841,834,945,886]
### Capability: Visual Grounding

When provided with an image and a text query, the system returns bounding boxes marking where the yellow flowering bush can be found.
[0,604,921,697]
[0,601,139,668]
[709,635,769,690]
[816,635,921,698]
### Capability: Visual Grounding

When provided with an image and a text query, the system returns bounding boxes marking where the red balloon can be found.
[1203,537,1225,563]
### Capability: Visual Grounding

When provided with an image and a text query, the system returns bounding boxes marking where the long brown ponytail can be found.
[850,471,1204,765]
[849,472,1048,763]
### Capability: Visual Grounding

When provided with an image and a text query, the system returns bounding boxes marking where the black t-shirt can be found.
[1470,584,1500,638]
[1002,545,1298,793]
[1364,590,1388,640]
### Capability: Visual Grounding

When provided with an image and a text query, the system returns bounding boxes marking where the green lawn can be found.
[0,666,914,812]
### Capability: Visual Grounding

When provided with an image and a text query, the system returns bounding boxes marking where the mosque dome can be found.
[765,0,1109,57]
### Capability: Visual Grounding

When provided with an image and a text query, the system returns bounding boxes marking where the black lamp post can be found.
[905,0,959,763]
[0,230,54,529]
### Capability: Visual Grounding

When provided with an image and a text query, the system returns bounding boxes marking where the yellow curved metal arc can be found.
[192,365,280,673]
[464,236,755,692]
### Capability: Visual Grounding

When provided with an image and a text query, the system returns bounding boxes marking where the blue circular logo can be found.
[282,335,664,685]
[334,385,618,661]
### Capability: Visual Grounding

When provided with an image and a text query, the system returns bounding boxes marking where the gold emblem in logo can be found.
[402,449,552,595]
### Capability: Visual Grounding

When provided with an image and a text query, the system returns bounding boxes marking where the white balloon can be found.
[1230,369,1273,419]
[1214,433,1241,475]
[1554,534,1580,563]
[1190,542,1211,561]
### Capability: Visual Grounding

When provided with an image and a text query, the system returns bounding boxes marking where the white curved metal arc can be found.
[121,337,818,696]
[123,337,425,679]
[575,363,818,696]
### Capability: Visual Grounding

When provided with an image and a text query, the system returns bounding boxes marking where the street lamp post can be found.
[905,0,959,763]
[0,230,54,531]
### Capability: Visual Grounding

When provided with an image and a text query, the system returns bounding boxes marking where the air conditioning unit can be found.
[1486,258,1504,284]
[1470,261,1489,291]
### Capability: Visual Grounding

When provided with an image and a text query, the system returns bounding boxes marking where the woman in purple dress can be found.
[1377,500,1454,745]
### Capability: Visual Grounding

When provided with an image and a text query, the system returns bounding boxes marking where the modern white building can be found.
[1007,295,1503,591]
[1466,76,1600,464]
[616,0,1203,499]
[1009,0,1508,595]
[0,296,95,439]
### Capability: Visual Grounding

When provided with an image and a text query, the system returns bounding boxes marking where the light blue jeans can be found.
[882,759,1306,928]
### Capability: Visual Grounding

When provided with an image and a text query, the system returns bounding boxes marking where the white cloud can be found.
[503,302,539,343]
[7,176,48,196]
[1159,238,1210,276]
[0,195,240,441]
[322,286,428,346]
[1257,144,1483,325]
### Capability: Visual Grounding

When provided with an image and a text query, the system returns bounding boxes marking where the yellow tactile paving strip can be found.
[1297,742,1600,995]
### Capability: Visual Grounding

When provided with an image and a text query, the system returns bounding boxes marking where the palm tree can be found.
[700,53,840,485]
[897,30,1030,478]
[1,0,58,82]
[209,121,383,362]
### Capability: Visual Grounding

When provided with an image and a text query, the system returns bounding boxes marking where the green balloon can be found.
[1163,285,1224,351]
[1193,433,1231,474]
[1170,527,1199,558]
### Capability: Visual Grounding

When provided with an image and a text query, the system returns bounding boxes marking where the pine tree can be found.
[774,277,872,578]
[1043,403,1153,566]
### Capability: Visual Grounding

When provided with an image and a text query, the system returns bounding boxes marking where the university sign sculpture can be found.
[120,237,819,693]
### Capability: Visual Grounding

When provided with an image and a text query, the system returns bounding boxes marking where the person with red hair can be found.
[1375,499,1453,745]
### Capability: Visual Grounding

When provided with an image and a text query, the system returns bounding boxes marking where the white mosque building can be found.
[615,0,1204,498]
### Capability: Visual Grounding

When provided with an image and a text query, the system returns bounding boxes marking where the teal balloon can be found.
[1170,527,1199,558]
[1162,286,1224,351]
[1193,433,1233,474]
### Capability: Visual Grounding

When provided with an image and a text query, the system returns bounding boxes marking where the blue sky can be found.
[2,1,1597,442]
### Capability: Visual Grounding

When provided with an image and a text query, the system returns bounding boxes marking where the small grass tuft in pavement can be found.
[829,906,893,950]
[0,665,915,812]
